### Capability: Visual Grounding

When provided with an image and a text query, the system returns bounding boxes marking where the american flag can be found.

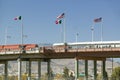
[57,13,65,19]
[94,17,102,23]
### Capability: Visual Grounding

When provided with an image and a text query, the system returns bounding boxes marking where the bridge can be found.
[0,41,120,80]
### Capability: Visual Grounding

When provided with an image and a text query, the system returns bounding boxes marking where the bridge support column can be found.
[27,61,31,80]
[102,60,106,80]
[38,60,41,80]
[47,59,51,80]
[94,60,97,80]
[4,61,8,80]
[75,58,79,80]
[26,61,29,80]
[85,60,88,80]
[17,58,22,80]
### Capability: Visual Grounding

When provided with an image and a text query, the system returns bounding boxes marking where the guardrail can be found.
[44,47,120,53]
[0,49,40,54]
[1,46,120,54]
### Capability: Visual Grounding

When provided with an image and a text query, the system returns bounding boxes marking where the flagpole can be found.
[101,20,103,41]
[76,33,79,43]
[61,21,63,43]
[14,16,23,44]
[21,19,23,44]
[63,17,66,43]
[94,17,102,41]
[56,13,65,43]
[91,23,95,42]
[5,27,8,45]
[91,26,94,42]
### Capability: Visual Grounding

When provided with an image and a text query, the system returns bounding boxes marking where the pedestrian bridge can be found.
[0,41,120,60]
[0,41,120,80]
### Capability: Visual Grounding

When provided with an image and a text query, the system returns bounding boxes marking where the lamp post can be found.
[5,27,11,45]
[91,26,94,42]
[75,32,79,80]
[76,33,79,43]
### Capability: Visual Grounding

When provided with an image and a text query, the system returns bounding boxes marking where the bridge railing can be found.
[45,46,120,53]
[70,47,120,52]
[0,48,40,54]
[1,45,120,54]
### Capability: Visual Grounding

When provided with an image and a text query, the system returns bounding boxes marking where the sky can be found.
[1,0,120,62]
[0,0,120,45]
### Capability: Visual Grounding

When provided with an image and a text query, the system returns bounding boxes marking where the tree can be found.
[63,67,69,79]
[111,67,120,80]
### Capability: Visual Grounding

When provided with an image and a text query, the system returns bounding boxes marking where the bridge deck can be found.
[0,47,120,61]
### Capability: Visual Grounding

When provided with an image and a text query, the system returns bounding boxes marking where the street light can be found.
[76,33,79,43]
[5,27,11,45]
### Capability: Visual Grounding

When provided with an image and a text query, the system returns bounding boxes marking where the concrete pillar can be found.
[28,61,31,80]
[26,61,29,80]
[4,61,8,80]
[102,60,106,80]
[75,58,79,80]
[94,60,97,80]
[47,59,51,80]
[38,60,41,80]
[85,60,88,80]
[17,58,22,80]
[26,61,29,73]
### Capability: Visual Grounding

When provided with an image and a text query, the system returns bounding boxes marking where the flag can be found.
[94,17,102,23]
[14,16,21,20]
[57,13,65,19]
[55,20,62,24]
